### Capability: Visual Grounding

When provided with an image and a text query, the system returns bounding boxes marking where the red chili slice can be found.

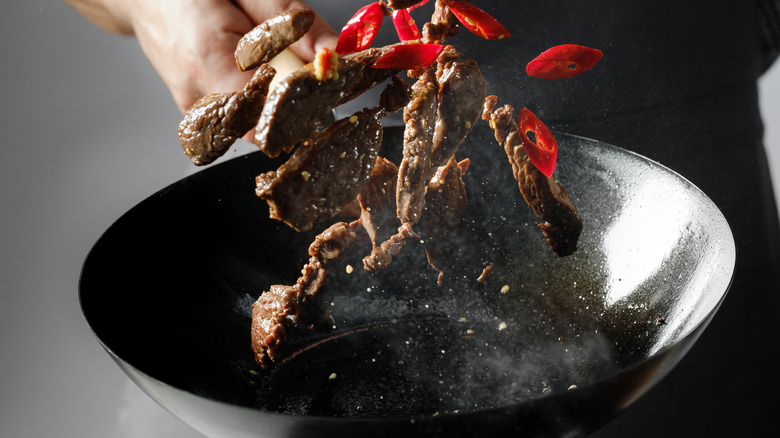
[408,0,429,11]
[518,108,557,178]
[335,2,387,54]
[392,9,422,41]
[446,1,511,40]
[526,44,603,79]
[372,43,445,69]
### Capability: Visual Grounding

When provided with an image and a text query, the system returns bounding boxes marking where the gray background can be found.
[2,1,778,437]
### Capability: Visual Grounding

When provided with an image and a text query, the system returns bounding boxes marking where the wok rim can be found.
[78,130,737,427]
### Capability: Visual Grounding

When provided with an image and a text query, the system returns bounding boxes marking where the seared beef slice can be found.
[483,96,582,256]
[235,8,315,71]
[255,107,385,232]
[396,70,438,224]
[431,47,486,167]
[358,157,400,248]
[251,220,359,367]
[387,0,427,9]
[254,48,398,158]
[178,65,275,166]
[418,157,470,284]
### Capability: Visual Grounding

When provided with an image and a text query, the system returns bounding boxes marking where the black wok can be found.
[79,126,735,437]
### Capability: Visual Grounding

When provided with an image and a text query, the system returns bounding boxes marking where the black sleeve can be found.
[757,0,780,71]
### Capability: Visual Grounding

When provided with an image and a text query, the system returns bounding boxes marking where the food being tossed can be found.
[177,0,602,369]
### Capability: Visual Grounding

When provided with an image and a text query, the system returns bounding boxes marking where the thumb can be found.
[236,0,339,62]
[289,7,340,61]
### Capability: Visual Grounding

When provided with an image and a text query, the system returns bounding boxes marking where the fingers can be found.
[163,0,341,113]
[165,1,256,112]
[235,0,339,61]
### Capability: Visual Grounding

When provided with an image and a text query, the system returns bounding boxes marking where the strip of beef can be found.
[417,157,470,285]
[235,8,315,72]
[482,95,583,256]
[251,220,360,368]
[430,46,486,168]
[358,157,399,248]
[255,106,385,232]
[330,76,412,222]
[363,222,419,272]
[177,65,276,166]
[387,0,427,9]
[397,69,438,224]
[253,47,400,158]
[379,75,414,114]
[422,0,460,45]
[360,158,423,273]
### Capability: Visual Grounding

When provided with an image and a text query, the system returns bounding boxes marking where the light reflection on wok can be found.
[602,180,689,305]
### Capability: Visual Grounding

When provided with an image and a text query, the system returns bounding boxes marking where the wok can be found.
[79,126,735,437]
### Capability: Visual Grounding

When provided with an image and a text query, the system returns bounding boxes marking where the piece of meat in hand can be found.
[430,46,486,167]
[235,8,315,71]
[482,95,582,256]
[251,220,360,368]
[255,107,385,232]
[178,65,276,166]
[418,157,470,285]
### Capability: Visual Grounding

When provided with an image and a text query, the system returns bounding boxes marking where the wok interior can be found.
[80,127,735,424]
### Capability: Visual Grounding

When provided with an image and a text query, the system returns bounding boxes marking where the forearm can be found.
[65,0,133,35]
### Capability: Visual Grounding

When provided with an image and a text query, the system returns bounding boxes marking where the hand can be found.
[67,0,339,113]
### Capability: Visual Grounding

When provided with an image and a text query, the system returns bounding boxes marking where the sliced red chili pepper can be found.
[446,1,511,40]
[392,9,422,41]
[407,0,429,11]
[526,44,603,79]
[335,2,387,55]
[518,108,557,178]
[372,43,445,69]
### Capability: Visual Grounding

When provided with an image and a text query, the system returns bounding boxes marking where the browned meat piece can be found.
[396,70,438,224]
[386,0,427,9]
[250,284,297,367]
[363,222,419,272]
[358,157,399,248]
[482,96,583,256]
[430,47,486,167]
[253,47,400,158]
[338,199,362,219]
[422,0,460,44]
[255,107,385,232]
[379,75,413,114]
[177,65,276,166]
[477,264,494,283]
[251,220,360,367]
[235,8,315,71]
[417,157,470,285]
[329,78,411,223]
